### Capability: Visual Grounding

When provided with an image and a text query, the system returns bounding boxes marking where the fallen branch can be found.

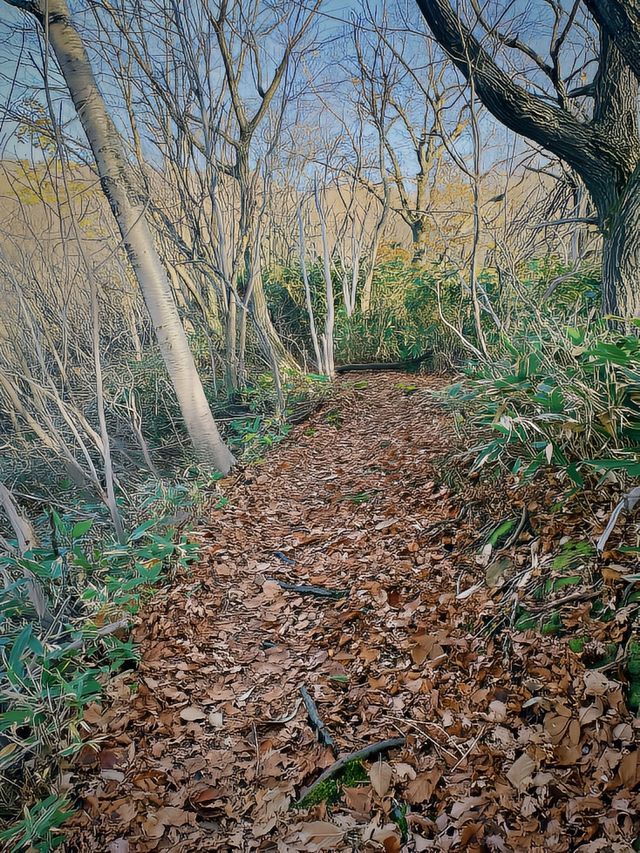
[300,685,338,756]
[335,351,432,374]
[267,579,348,599]
[295,737,406,806]
[49,619,130,657]
[528,589,600,613]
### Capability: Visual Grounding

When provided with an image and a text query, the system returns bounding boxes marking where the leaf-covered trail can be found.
[69,374,640,852]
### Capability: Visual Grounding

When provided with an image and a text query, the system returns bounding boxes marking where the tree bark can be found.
[410,218,429,264]
[415,0,640,318]
[10,0,235,472]
[601,164,640,318]
[584,0,640,80]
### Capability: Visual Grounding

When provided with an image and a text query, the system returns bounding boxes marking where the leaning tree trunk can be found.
[16,0,235,472]
[600,165,640,319]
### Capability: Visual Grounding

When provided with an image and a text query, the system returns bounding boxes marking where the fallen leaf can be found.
[370,761,393,796]
[179,706,207,722]
[298,820,344,849]
[405,769,441,804]
[507,753,536,791]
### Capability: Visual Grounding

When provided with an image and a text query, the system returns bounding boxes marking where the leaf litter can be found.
[66,373,640,852]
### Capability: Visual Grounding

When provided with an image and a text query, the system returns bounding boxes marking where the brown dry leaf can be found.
[298,820,344,849]
[344,785,372,815]
[405,769,441,804]
[142,806,192,838]
[507,753,536,791]
[410,633,445,666]
[616,751,640,788]
[371,825,402,853]
[583,670,615,696]
[370,760,393,797]
[179,705,207,722]
[112,801,137,826]
[63,376,640,852]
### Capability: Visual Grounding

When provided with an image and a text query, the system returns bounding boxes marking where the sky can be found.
[0,0,578,179]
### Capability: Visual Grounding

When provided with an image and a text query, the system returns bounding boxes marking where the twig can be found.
[448,726,486,772]
[528,589,600,613]
[49,619,129,656]
[267,579,348,599]
[300,685,338,756]
[295,737,406,806]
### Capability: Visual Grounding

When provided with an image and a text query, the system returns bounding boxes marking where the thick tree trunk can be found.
[411,218,429,263]
[23,0,234,473]
[600,165,640,318]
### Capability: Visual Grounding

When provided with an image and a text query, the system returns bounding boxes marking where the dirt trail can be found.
[68,374,640,853]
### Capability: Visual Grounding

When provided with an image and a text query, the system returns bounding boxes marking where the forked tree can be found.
[4,0,235,472]
[415,0,640,319]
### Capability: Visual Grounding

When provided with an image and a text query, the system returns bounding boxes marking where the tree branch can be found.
[414,0,605,183]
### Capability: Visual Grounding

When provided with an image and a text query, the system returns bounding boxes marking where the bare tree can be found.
[4,0,235,472]
[415,0,640,319]
[94,0,315,395]
[352,9,468,264]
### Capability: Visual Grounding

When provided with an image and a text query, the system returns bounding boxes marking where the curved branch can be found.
[414,0,606,183]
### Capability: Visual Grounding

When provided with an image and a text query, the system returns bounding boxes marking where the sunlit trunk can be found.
[30,0,234,472]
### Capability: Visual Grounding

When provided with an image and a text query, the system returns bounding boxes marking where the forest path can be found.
[68,373,640,852]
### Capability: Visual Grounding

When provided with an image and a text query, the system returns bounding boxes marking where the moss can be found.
[296,759,368,809]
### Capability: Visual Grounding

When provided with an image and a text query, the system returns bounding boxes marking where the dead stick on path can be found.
[267,579,348,599]
[300,686,338,757]
[295,737,406,806]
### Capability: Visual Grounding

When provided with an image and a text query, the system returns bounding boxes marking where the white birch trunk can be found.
[11,0,235,473]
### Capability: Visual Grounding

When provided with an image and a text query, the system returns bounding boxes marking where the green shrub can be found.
[447,320,640,484]
[0,508,198,850]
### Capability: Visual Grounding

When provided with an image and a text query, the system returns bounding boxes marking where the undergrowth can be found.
[0,502,198,852]
[447,322,640,485]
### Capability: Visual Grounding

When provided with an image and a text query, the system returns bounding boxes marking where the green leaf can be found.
[128,518,160,542]
[71,519,94,540]
[566,326,584,345]
[586,458,640,475]
[8,624,33,680]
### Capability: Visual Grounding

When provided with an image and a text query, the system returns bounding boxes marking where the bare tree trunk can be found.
[314,180,335,376]
[224,294,239,397]
[410,218,430,264]
[468,86,488,356]
[361,191,390,315]
[10,0,235,473]
[90,275,125,541]
[297,203,323,370]
[0,483,52,624]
